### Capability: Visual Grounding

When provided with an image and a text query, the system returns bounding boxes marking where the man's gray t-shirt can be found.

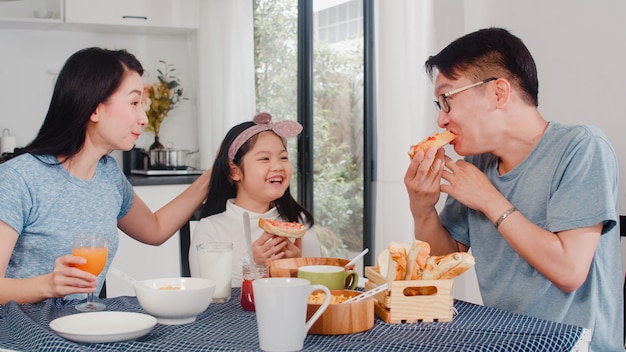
[0,154,134,297]
[440,122,623,351]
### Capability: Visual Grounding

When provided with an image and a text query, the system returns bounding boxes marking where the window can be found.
[316,0,362,43]
[253,0,375,269]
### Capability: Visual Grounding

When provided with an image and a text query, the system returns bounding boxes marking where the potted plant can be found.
[143,60,186,150]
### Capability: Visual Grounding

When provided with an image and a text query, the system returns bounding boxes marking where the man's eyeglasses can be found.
[433,77,497,113]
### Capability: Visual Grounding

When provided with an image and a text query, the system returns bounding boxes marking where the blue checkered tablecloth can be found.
[0,288,584,351]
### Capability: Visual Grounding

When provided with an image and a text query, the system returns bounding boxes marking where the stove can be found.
[130,168,204,176]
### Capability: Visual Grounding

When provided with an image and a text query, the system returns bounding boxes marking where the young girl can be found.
[189,113,321,286]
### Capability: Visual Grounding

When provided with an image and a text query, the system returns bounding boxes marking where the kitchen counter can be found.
[125,174,201,186]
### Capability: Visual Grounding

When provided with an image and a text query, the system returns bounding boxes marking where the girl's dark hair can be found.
[13,47,144,160]
[199,121,314,227]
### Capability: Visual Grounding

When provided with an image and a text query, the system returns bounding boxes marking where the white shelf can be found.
[0,0,199,34]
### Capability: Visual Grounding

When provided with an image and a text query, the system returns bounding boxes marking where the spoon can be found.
[243,211,253,264]
[342,283,388,304]
[109,267,149,288]
[344,248,369,269]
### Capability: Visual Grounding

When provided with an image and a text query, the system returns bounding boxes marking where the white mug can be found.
[253,278,331,352]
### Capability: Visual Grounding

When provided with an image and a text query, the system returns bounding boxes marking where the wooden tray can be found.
[364,266,454,323]
[268,257,349,278]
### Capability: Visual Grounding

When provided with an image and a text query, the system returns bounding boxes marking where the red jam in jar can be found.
[240,264,269,312]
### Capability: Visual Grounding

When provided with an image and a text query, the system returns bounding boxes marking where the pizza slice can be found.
[258,218,307,238]
[408,130,456,159]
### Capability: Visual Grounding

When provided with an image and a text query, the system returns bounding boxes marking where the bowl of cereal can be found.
[306,289,375,335]
[134,277,215,325]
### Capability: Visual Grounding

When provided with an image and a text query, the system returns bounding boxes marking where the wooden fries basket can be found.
[364,266,454,324]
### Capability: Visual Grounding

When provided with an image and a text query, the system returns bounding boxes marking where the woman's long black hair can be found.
[199,121,314,227]
[13,47,143,160]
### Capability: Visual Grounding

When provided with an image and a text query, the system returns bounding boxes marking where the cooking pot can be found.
[149,149,197,170]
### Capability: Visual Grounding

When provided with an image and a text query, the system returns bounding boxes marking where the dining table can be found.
[0,287,590,352]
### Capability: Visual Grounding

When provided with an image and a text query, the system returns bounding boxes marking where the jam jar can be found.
[240,264,269,311]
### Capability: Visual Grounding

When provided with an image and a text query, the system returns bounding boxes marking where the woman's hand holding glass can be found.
[43,254,96,299]
[71,233,108,312]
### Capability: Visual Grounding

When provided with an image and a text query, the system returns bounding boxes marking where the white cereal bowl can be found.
[135,277,215,325]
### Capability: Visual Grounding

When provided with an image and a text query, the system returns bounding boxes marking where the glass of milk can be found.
[196,242,233,302]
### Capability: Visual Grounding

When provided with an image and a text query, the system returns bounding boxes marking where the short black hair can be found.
[425,27,539,106]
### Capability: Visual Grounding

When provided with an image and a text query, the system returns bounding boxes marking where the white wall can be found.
[0,28,198,164]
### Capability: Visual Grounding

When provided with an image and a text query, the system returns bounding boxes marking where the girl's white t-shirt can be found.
[189,199,321,287]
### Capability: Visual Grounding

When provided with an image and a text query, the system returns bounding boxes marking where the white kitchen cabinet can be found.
[64,0,199,33]
[0,0,199,34]
[0,0,63,29]
[105,184,188,297]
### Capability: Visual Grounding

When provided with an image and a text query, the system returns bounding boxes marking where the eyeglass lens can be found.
[433,78,496,113]
[434,95,450,113]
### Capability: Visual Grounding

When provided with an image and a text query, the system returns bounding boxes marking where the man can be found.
[404,27,623,351]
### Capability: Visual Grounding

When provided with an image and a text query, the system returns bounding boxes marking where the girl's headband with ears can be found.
[227,112,302,162]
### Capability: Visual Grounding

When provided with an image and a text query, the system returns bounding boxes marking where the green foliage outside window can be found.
[253,0,364,258]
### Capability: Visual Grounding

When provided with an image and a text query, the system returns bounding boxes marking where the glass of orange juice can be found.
[72,233,108,312]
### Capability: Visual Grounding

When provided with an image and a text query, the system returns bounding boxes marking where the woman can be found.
[0,47,210,304]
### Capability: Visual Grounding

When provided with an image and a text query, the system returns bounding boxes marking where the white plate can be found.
[49,311,157,343]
